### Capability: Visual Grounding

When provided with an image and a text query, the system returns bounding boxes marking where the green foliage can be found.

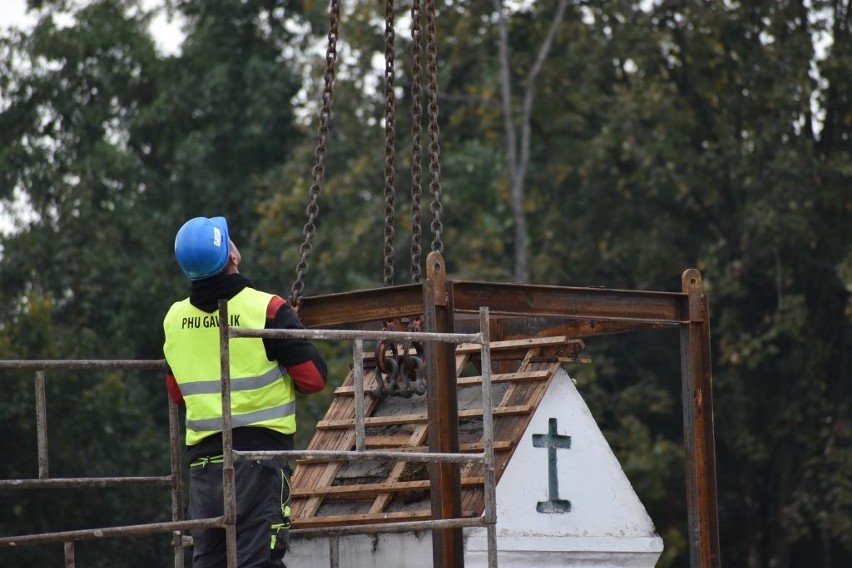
[0,1,850,567]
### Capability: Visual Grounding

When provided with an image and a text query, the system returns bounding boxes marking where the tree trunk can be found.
[494,0,567,282]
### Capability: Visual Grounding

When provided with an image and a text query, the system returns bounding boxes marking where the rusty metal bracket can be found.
[682,268,706,324]
[426,251,448,307]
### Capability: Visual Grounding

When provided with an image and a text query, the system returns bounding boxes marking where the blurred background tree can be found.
[1,1,849,566]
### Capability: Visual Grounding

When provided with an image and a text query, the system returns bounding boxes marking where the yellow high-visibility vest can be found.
[163,288,296,446]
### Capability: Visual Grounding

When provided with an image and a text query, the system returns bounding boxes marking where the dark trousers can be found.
[189,459,291,568]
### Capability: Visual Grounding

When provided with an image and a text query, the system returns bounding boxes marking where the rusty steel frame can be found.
[226,303,500,568]
[295,259,720,568]
[0,261,719,568]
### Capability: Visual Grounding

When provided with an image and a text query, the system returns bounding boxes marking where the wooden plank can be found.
[292,380,355,512]
[364,435,412,448]
[316,405,534,430]
[334,370,551,394]
[385,441,512,454]
[455,336,581,354]
[369,424,429,514]
[293,477,486,500]
[366,351,474,520]
[294,350,474,523]
[362,435,514,452]
[292,441,513,465]
[292,366,383,519]
[456,370,551,386]
[293,335,567,529]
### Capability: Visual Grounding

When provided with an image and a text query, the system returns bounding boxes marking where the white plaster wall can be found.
[490,367,659,538]
[287,530,662,568]
[465,367,664,567]
[464,548,663,568]
[285,368,664,567]
[286,532,434,568]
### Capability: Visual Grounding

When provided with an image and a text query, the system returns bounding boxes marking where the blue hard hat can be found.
[174,216,230,280]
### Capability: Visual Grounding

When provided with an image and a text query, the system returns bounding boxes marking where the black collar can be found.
[189,273,254,312]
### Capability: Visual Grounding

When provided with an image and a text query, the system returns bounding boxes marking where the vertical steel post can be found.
[353,339,367,452]
[63,541,75,567]
[479,307,498,568]
[168,398,185,568]
[680,270,721,568]
[218,300,238,568]
[423,251,464,567]
[34,370,49,480]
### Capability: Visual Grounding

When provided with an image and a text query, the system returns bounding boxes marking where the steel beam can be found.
[423,253,464,568]
[454,315,678,339]
[453,281,686,323]
[680,270,721,568]
[297,280,687,330]
[285,274,720,568]
[298,284,424,328]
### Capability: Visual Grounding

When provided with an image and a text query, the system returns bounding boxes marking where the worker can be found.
[163,216,327,568]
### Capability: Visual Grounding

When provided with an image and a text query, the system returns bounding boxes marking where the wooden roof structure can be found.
[290,335,585,530]
[0,253,719,568]
[291,252,720,568]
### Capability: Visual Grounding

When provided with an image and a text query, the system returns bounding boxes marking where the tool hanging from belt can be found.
[190,455,225,468]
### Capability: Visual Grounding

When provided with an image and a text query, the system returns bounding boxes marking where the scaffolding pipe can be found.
[0,360,165,370]
[0,305,498,565]
[479,307,498,568]
[218,300,238,568]
[290,516,487,538]
[0,358,191,567]
[34,370,49,480]
[169,395,186,568]
[353,338,367,451]
[229,303,497,567]
[0,518,225,548]
[63,541,74,568]
[0,476,173,490]
[235,449,485,464]
[231,327,481,345]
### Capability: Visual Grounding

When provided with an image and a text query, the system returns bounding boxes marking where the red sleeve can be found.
[165,372,184,405]
[267,295,286,319]
[289,361,326,394]
[265,295,328,394]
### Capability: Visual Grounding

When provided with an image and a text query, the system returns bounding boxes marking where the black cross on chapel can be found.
[532,417,571,513]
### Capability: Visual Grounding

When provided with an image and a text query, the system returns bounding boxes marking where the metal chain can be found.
[425,0,444,254]
[290,0,340,306]
[409,0,424,283]
[382,0,397,287]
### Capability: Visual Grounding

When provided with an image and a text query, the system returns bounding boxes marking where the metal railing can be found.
[0,306,499,567]
[220,303,498,567]
[0,359,196,567]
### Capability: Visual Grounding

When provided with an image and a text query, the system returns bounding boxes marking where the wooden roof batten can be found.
[295,252,721,568]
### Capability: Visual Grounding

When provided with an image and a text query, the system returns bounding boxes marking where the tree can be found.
[494,0,568,283]
[0,1,316,565]
[1,1,849,566]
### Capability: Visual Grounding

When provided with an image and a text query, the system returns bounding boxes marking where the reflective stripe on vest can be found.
[163,288,296,445]
[177,365,287,396]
